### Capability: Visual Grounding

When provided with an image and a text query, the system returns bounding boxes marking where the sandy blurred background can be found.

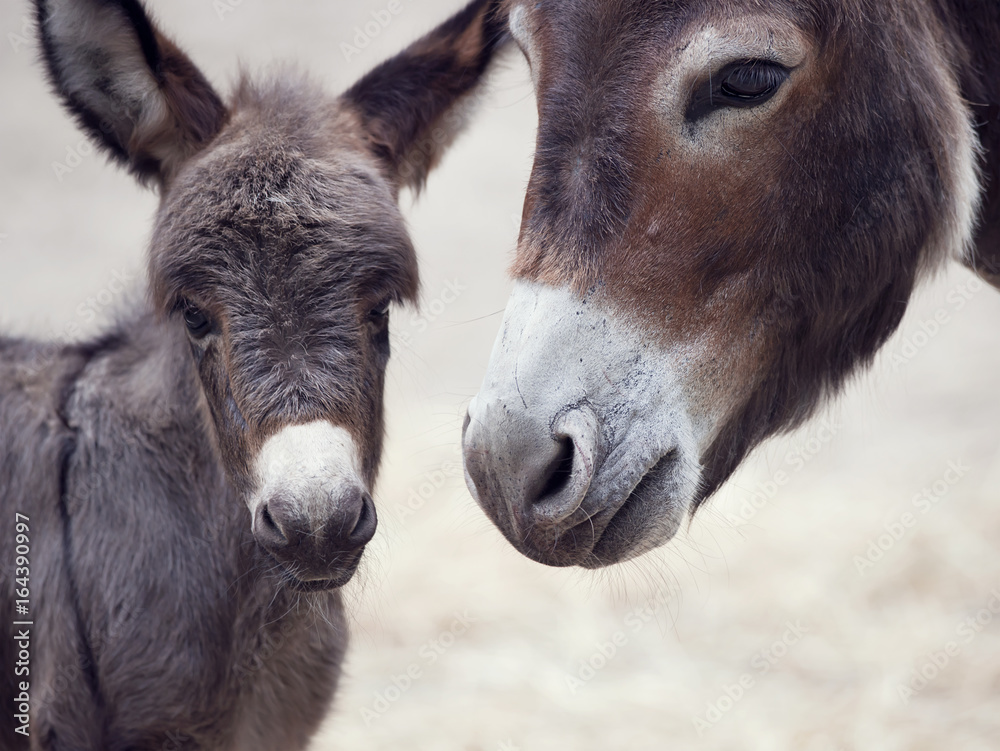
[2,1,999,749]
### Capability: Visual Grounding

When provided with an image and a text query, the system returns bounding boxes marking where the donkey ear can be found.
[34,0,228,184]
[343,0,508,190]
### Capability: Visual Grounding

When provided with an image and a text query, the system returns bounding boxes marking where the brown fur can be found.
[502,0,995,508]
[345,0,508,188]
[138,32,230,179]
[0,1,507,748]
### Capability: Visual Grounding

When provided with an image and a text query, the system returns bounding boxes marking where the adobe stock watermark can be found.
[727,417,841,526]
[360,610,477,725]
[393,278,467,350]
[213,0,248,22]
[7,15,32,54]
[393,459,463,524]
[47,82,134,180]
[853,459,970,575]
[565,581,682,693]
[24,266,135,376]
[11,514,32,739]
[159,730,195,750]
[340,0,404,62]
[52,139,98,182]
[896,588,1000,704]
[888,276,983,369]
[692,619,811,736]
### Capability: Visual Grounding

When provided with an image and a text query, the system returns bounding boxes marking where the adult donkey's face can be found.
[38,0,504,588]
[464,0,981,567]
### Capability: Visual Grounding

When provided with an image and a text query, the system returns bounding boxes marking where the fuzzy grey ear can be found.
[342,0,508,190]
[34,0,228,184]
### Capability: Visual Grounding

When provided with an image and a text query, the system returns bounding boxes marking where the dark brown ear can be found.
[342,0,509,189]
[34,0,228,185]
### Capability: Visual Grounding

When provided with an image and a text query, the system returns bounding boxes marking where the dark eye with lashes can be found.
[368,300,392,358]
[178,301,213,339]
[686,60,791,122]
[368,301,391,324]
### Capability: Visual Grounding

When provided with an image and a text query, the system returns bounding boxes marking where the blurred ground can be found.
[1,2,999,750]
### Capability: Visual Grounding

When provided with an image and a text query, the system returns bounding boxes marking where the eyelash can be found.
[368,300,391,324]
[686,60,791,121]
[176,299,214,339]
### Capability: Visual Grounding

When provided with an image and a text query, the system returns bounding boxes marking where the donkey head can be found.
[37,0,504,588]
[463,0,982,567]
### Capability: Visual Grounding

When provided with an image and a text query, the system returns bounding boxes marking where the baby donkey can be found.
[0,0,505,748]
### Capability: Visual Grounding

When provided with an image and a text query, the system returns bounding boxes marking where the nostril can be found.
[261,506,281,537]
[351,495,373,536]
[255,502,290,549]
[536,436,575,502]
[347,492,377,547]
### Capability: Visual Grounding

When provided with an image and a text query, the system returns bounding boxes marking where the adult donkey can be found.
[0,0,504,748]
[463,0,998,568]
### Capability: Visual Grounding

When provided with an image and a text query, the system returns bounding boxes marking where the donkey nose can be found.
[253,486,377,578]
[463,402,599,537]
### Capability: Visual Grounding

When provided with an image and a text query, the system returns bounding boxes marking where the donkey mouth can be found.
[584,452,683,567]
[514,451,685,568]
[268,548,366,592]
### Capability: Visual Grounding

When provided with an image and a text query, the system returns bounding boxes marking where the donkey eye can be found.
[686,60,790,121]
[369,301,391,322]
[719,61,788,100]
[368,300,391,357]
[181,303,213,339]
